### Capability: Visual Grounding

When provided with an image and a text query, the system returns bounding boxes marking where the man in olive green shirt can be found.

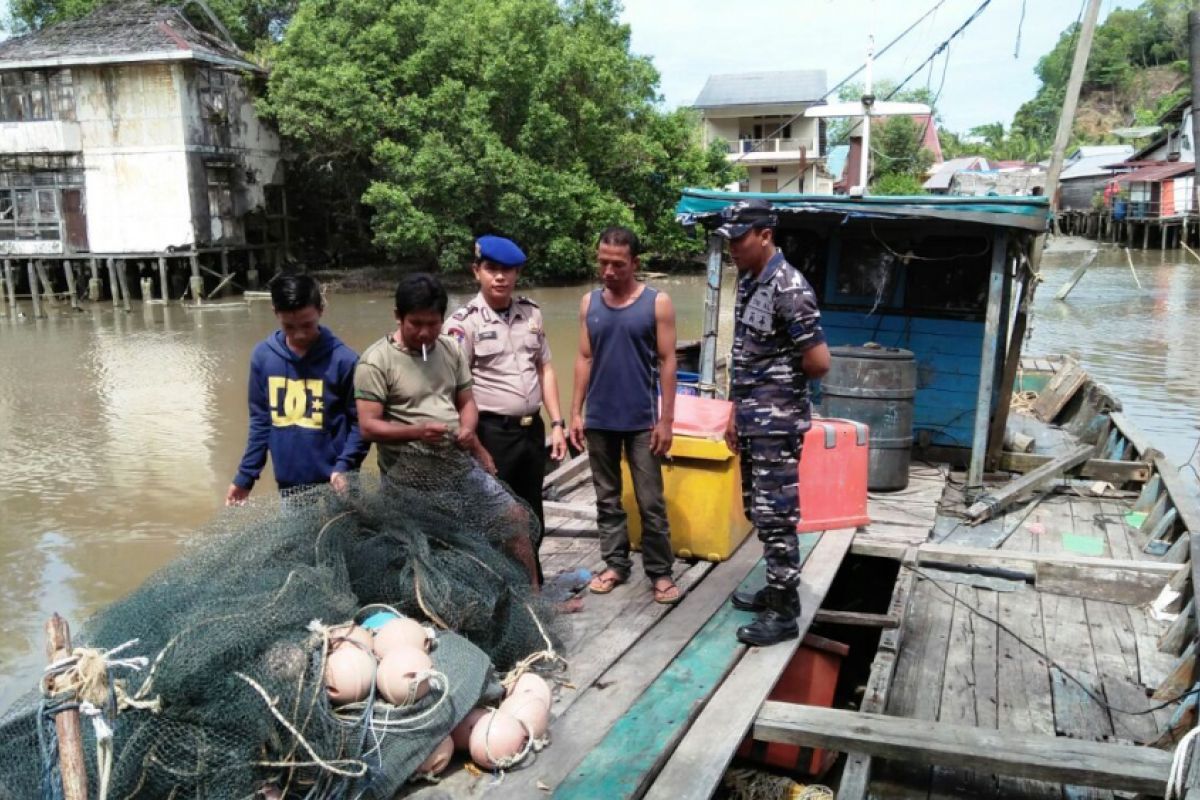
[355,273,494,474]
[355,272,536,580]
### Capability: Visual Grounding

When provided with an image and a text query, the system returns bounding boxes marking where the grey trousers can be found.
[586,429,674,579]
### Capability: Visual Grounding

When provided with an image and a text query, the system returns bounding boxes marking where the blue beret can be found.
[475,235,526,268]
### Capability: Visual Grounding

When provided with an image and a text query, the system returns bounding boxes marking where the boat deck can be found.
[404,362,1191,799]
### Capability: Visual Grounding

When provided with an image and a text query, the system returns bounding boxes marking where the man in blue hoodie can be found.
[225,273,369,505]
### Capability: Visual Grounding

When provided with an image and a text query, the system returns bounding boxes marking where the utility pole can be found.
[985,0,1103,473]
[1190,6,1200,229]
[1043,0,1104,222]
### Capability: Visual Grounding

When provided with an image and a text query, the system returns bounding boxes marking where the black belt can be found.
[479,411,540,428]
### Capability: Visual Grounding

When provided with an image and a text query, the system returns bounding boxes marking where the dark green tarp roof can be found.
[676,188,1051,233]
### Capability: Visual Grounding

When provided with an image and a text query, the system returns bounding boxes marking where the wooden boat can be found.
[406,192,1200,798]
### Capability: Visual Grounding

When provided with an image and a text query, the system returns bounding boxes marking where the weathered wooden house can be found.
[0,1,284,310]
[1056,145,1133,211]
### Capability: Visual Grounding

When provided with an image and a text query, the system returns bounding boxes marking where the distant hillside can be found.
[1074,64,1188,140]
[945,1,1190,161]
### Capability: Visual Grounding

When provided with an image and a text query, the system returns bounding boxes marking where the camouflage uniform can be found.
[732,250,825,590]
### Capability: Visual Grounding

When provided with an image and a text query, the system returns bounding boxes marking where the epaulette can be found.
[450,308,472,321]
[516,296,539,308]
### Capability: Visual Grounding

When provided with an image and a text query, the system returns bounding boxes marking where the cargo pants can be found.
[739,435,802,590]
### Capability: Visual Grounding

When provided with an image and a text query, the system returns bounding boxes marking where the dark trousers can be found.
[477,412,546,581]
[585,429,674,579]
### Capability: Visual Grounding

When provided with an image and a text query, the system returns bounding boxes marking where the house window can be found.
[0,164,85,242]
[207,165,237,241]
[197,68,232,127]
[0,70,74,122]
[0,180,60,241]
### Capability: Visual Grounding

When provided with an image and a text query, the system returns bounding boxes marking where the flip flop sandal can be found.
[653,580,683,605]
[589,571,625,594]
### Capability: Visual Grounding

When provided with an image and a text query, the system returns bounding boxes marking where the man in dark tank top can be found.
[568,227,682,605]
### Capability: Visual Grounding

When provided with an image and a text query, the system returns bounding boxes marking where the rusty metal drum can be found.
[820,345,916,491]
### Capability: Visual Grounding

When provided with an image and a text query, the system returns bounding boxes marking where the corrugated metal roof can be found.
[1067,145,1134,160]
[923,156,989,190]
[693,70,827,108]
[0,1,255,71]
[825,145,849,183]
[1113,161,1194,183]
[1059,150,1134,181]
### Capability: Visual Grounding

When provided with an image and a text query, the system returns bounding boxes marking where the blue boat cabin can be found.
[676,190,1050,489]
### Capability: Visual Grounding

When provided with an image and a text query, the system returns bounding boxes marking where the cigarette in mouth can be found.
[422,343,427,362]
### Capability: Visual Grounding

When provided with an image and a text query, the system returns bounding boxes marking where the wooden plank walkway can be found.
[405,434,1183,800]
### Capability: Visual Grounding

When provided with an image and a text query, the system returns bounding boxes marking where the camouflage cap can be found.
[715,198,778,239]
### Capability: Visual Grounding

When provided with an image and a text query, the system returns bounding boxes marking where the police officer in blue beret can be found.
[444,235,567,585]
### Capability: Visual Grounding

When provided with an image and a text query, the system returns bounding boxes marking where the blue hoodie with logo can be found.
[232,326,370,491]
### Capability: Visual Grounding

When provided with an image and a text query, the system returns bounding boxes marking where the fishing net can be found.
[0,444,562,799]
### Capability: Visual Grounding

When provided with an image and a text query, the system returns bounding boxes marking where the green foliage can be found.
[1014,0,1191,145]
[872,116,933,180]
[7,0,296,49]
[264,0,732,277]
[871,173,928,196]
[827,81,937,147]
[957,122,1048,163]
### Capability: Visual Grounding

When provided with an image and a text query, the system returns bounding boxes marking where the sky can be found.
[0,0,1142,133]
[619,0,1143,133]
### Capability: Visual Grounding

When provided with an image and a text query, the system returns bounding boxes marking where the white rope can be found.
[137,570,309,701]
[234,671,369,779]
[499,604,569,694]
[481,711,535,773]
[336,670,452,733]
[78,701,114,800]
[1166,724,1200,799]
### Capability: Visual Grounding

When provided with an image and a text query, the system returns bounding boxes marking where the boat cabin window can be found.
[823,229,995,318]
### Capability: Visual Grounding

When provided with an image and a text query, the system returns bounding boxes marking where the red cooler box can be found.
[736,633,849,776]
[797,417,870,532]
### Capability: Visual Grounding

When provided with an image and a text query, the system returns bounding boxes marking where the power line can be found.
[885,0,995,100]
[728,0,949,167]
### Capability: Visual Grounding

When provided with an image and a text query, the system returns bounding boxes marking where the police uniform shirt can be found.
[444,292,552,417]
[732,250,826,437]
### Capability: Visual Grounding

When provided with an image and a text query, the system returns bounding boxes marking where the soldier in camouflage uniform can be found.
[717,199,831,647]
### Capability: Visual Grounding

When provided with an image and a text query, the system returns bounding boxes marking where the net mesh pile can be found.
[0,445,561,799]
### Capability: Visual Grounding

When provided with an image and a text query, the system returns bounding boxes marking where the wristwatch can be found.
[551,419,566,429]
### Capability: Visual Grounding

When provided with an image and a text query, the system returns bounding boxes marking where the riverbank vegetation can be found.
[3,0,1190,267]
[7,0,734,279]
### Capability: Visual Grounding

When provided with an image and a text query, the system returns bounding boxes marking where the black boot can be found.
[736,587,800,646]
[731,585,769,611]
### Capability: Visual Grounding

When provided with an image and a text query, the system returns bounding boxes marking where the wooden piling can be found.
[28,261,43,318]
[35,260,57,306]
[115,259,132,312]
[188,254,203,305]
[45,613,88,800]
[106,259,120,308]
[6,260,21,316]
[62,260,79,310]
[219,249,230,299]
[158,256,169,304]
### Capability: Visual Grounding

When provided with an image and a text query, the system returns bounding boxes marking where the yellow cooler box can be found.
[622,434,752,562]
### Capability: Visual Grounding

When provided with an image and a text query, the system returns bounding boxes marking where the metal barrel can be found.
[820,345,916,491]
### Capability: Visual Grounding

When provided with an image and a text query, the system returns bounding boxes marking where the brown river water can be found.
[1,245,1198,707]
